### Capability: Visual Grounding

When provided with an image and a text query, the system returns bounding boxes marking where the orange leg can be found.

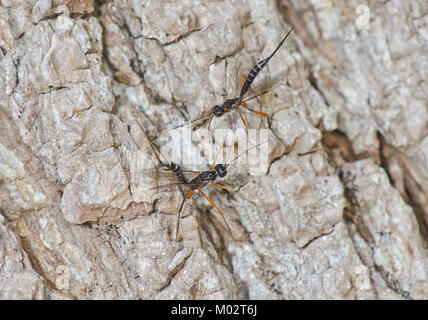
[240,74,268,120]
[237,107,248,129]
[175,189,194,240]
[199,189,231,232]
[212,182,235,194]
[241,102,268,117]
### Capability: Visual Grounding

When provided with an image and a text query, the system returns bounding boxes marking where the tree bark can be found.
[0,0,427,299]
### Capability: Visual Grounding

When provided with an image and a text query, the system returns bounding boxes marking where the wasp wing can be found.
[148,181,207,196]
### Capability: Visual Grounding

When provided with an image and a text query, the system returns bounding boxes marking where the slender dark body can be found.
[133,121,188,184]
[134,121,193,240]
[239,28,293,98]
[161,162,187,184]
[212,98,239,118]
[167,28,294,131]
[158,140,267,240]
[176,163,231,240]
[188,164,227,190]
[212,28,293,118]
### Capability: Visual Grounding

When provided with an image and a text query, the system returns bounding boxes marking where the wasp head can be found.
[214,164,227,178]
[212,105,224,117]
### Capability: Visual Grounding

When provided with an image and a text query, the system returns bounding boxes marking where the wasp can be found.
[130,120,227,239]
[134,120,188,185]
[172,28,293,131]
[129,119,203,213]
[148,139,267,240]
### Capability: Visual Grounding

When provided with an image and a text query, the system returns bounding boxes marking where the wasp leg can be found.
[206,113,215,131]
[237,107,248,130]
[240,75,267,118]
[176,189,194,241]
[212,182,236,194]
[227,113,234,128]
[199,189,231,232]
[241,102,268,117]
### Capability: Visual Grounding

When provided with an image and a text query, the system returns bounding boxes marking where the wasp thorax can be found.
[212,105,224,117]
[215,164,227,178]
[223,98,239,109]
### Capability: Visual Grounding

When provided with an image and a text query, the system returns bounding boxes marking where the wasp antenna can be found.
[166,113,214,132]
[241,90,271,104]
[226,139,269,168]
[224,126,238,165]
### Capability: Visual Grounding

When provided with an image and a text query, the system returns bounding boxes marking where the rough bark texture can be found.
[0,0,427,299]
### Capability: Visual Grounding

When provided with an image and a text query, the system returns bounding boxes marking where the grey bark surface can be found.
[0,0,427,299]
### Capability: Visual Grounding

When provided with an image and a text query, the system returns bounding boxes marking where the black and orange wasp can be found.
[133,120,267,240]
[170,28,293,131]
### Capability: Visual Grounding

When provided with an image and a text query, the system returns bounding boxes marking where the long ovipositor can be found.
[135,120,188,185]
[239,28,293,98]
